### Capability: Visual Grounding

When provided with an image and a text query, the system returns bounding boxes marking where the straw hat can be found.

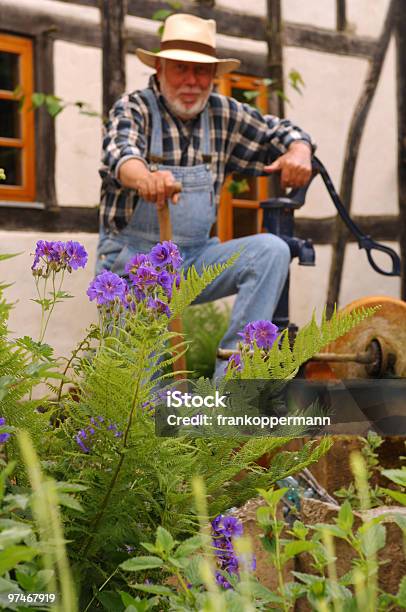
[136,13,241,77]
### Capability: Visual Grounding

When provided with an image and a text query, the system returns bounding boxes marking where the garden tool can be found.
[157,181,187,379]
[218,156,403,380]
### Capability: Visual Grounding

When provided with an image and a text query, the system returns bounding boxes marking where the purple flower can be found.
[225,352,241,373]
[238,320,279,350]
[151,241,183,270]
[130,265,159,293]
[32,239,87,271]
[0,417,11,444]
[215,571,233,589]
[157,270,173,297]
[215,516,243,538]
[87,271,127,305]
[124,254,150,281]
[32,240,58,269]
[149,243,172,268]
[65,241,88,270]
[146,297,171,318]
[75,416,123,453]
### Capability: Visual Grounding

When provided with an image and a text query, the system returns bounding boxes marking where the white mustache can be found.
[177,88,204,94]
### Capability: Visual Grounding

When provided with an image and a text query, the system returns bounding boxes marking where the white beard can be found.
[159,72,212,120]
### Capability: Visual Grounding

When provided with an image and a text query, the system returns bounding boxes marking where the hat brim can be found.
[136,48,240,77]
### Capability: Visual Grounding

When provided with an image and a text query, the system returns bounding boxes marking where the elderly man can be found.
[97,13,313,378]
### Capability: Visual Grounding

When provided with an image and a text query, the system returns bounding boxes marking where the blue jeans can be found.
[96,231,290,380]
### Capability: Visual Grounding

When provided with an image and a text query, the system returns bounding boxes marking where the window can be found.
[216,74,269,241]
[0,34,35,201]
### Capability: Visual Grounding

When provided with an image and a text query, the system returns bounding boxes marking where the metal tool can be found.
[217,157,403,378]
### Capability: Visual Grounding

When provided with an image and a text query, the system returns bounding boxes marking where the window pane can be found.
[0,99,21,138]
[0,147,22,185]
[0,52,19,91]
[232,208,258,238]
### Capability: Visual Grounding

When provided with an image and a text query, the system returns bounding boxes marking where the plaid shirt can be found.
[99,76,314,232]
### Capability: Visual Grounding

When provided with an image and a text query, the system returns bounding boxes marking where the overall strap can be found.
[201,104,212,164]
[142,88,164,163]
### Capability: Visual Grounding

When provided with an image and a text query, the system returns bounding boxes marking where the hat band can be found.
[160,39,217,58]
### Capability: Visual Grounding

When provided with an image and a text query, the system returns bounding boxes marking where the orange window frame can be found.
[216,74,269,242]
[0,34,35,201]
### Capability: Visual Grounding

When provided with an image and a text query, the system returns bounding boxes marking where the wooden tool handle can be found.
[157,182,183,242]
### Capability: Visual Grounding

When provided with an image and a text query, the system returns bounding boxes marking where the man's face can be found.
[156,58,215,120]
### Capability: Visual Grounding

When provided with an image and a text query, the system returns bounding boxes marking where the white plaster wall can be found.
[346,0,391,37]
[126,54,154,92]
[351,37,397,215]
[216,0,266,17]
[282,0,336,30]
[0,231,98,360]
[284,47,367,218]
[54,41,102,207]
[340,242,400,307]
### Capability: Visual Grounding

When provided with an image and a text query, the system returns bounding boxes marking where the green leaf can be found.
[282,540,315,562]
[155,526,175,554]
[239,580,283,603]
[130,583,172,596]
[258,487,287,509]
[120,556,164,572]
[396,576,406,606]
[359,523,386,556]
[174,535,205,558]
[56,492,83,512]
[382,468,406,488]
[152,9,172,21]
[291,520,309,540]
[313,523,348,539]
[337,500,354,532]
[31,92,45,108]
[0,253,21,262]
[381,487,406,506]
[288,68,305,94]
[242,90,260,102]
[0,546,38,575]
[0,526,32,548]
[256,506,271,527]
[45,95,64,117]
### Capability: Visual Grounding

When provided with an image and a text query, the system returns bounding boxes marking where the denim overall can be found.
[96,89,291,380]
[96,88,215,274]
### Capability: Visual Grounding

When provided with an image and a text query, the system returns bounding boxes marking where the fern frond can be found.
[169,253,239,318]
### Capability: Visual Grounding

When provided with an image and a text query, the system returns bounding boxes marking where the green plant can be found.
[335,432,389,508]
[255,452,406,611]
[182,302,230,378]
[0,432,78,611]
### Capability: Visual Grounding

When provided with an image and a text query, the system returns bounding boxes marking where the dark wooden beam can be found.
[336,0,347,32]
[34,32,57,208]
[266,0,284,117]
[0,5,265,77]
[0,207,399,244]
[101,0,127,118]
[42,0,378,58]
[0,206,99,233]
[395,0,406,298]
[326,0,396,315]
[283,24,376,58]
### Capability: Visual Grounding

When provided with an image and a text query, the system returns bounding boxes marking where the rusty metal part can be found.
[305,296,406,379]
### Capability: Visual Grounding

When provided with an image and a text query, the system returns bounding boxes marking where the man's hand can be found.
[118,159,179,209]
[264,142,312,189]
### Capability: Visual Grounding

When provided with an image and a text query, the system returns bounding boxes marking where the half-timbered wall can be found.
[0,0,401,359]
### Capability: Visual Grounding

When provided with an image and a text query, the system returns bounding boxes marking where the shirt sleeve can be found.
[101,93,149,181]
[225,98,315,175]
